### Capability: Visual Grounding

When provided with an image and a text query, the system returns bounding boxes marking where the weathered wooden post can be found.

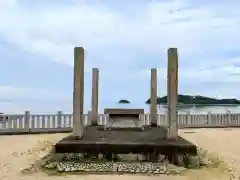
[150,68,157,126]
[57,111,62,128]
[24,111,30,130]
[72,47,84,139]
[167,48,178,139]
[227,110,231,126]
[91,68,99,125]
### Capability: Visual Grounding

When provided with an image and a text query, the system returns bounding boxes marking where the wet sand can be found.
[0,128,240,180]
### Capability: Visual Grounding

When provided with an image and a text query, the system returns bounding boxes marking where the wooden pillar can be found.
[150,68,157,126]
[167,48,178,139]
[72,47,84,139]
[91,68,99,125]
[24,111,30,130]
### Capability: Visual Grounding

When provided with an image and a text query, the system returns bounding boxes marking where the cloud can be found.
[1,0,240,112]
[0,85,72,113]
[1,0,239,67]
[0,85,69,100]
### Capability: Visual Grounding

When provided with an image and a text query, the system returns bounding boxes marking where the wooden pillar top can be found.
[91,68,99,125]
[150,68,157,126]
[73,47,84,138]
[167,47,178,139]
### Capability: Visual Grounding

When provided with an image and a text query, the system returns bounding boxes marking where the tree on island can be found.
[118,99,131,104]
[145,97,163,105]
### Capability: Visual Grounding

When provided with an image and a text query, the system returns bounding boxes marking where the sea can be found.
[125,104,240,114]
[157,105,240,114]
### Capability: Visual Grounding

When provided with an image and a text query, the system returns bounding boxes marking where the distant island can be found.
[145,94,240,105]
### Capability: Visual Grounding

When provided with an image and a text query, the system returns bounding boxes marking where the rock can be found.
[77,153,84,159]
[184,155,200,169]
[118,154,138,161]
[137,154,146,161]
[45,157,170,175]
[174,154,185,166]
[98,153,104,159]
[167,164,185,174]
[57,163,64,172]
[104,152,113,160]
[45,162,57,169]
[199,155,209,166]
[168,168,180,175]
[158,154,167,162]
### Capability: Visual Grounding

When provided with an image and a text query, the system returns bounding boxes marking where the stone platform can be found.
[104,108,144,115]
[54,126,197,156]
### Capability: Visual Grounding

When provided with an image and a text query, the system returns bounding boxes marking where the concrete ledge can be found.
[179,124,240,129]
[0,127,73,135]
[0,128,29,135]
[104,108,144,115]
[29,127,73,133]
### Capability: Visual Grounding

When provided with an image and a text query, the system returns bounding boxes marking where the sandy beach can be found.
[0,128,240,180]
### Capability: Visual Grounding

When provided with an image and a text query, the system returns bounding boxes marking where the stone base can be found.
[55,126,197,157]
[41,152,202,175]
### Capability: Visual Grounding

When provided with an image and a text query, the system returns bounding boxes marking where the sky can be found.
[0,0,240,114]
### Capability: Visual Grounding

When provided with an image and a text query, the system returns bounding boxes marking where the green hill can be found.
[145,95,240,105]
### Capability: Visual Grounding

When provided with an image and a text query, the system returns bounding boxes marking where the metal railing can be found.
[0,111,239,135]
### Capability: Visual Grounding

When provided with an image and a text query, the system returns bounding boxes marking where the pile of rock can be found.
[44,161,167,174]
[41,153,194,175]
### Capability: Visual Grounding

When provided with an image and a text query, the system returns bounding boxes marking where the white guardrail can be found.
[0,111,240,135]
